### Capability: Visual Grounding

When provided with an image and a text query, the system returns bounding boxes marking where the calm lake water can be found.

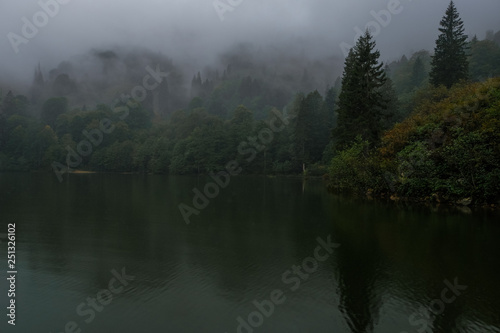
[0,173,499,333]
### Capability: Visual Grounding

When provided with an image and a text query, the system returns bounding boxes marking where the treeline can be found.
[22,44,342,119]
[0,89,336,176]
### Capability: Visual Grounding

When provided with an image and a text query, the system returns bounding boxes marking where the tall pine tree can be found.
[335,31,387,149]
[430,1,469,88]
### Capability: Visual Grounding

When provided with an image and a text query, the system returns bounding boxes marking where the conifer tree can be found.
[430,1,469,88]
[335,30,387,149]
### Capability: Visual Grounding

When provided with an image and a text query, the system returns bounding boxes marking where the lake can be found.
[0,173,499,332]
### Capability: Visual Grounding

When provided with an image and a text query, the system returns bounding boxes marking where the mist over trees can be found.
[0,1,499,204]
[10,44,343,121]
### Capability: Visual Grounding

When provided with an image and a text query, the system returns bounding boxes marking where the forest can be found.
[0,3,499,205]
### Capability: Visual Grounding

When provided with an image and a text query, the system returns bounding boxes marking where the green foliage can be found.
[335,31,389,148]
[387,79,499,202]
[272,160,294,174]
[327,137,386,193]
[329,79,500,204]
[188,97,204,110]
[388,51,431,95]
[169,139,196,175]
[41,97,68,128]
[469,39,500,81]
[0,113,60,171]
[1,91,29,117]
[284,88,336,172]
[133,137,171,174]
[124,104,152,130]
[395,141,436,197]
[411,57,426,88]
[90,141,135,172]
[430,1,469,88]
[192,73,291,121]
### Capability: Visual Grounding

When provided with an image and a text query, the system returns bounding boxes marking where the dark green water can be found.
[0,173,499,333]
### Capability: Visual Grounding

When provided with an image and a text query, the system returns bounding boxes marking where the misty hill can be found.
[12,43,344,120]
[3,27,500,121]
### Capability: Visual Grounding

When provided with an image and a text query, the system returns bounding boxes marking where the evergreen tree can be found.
[190,72,203,98]
[469,38,500,81]
[410,56,426,88]
[1,91,29,117]
[289,90,330,169]
[494,30,500,46]
[323,87,337,130]
[227,104,254,146]
[1,91,16,117]
[332,76,342,97]
[430,1,469,88]
[41,97,68,128]
[290,93,308,168]
[335,31,387,149]
[31,64,45,104]
[378,76,398,127]
[303,90,326,163]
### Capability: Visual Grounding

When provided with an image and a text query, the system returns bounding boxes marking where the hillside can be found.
[328,78,500,205]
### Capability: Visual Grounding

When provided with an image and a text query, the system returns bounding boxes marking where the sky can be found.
[1,0,500,85]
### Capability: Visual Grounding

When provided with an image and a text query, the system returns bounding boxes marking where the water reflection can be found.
[0,173,499,332]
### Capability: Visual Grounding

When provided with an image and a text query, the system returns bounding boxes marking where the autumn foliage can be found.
[329,78,500,204]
